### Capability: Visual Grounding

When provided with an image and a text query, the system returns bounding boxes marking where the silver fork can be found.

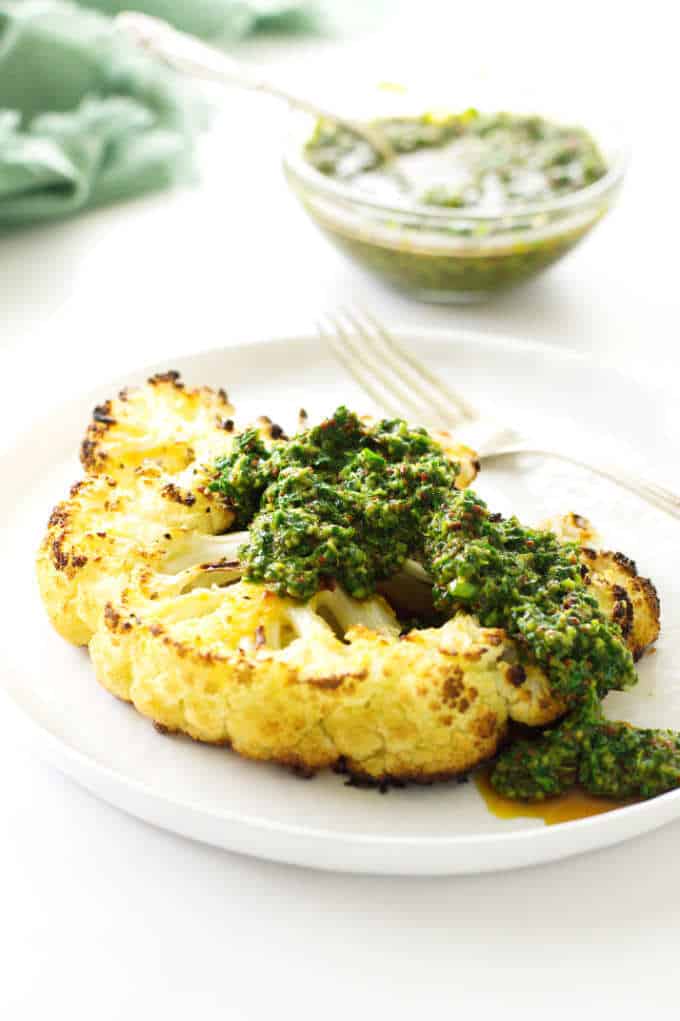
[318,308,680,520]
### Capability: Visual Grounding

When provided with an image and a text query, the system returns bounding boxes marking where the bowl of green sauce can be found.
[283,107,627,303]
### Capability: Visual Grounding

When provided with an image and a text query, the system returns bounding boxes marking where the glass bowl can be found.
[283,108,628,304]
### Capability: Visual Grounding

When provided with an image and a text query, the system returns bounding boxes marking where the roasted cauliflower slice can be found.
[37,378,660,783]
[90,582,521,779]
[85,517,657,780]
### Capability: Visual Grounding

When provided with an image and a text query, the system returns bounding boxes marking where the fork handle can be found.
[481,444,680,520]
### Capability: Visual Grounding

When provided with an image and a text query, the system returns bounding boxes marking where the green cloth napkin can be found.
[77,0,317,40]
[0,0,207,226]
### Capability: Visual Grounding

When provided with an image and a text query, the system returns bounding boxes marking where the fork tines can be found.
[317,308,478,430]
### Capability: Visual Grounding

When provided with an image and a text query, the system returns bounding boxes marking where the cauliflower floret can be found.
[38,371,292,645]
[579,548,660,660]
[541,511,601,547]
[37,459,235,645]
[81,371,239,477]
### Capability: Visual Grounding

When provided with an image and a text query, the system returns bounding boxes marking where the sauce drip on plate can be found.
[474,769,635,826]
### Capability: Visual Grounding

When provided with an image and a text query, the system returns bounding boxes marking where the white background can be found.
[2,1,679,1016]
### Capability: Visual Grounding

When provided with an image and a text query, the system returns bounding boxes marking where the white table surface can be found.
[2,2,679,1016]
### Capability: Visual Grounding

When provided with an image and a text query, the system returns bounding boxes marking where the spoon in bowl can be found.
[115,12,413,192]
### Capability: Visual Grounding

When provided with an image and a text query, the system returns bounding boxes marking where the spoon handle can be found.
[115,12,400,167]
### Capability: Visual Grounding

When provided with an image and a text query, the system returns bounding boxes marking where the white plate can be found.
[2,329,679,876]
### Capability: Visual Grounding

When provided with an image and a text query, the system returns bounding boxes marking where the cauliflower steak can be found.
[37,375,660,783]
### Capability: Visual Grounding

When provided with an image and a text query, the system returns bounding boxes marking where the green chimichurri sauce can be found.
[210,409,676,802]
[305,111,608,210]
[424,490,636,703]
[296,110,613,302]
[491,688,680,802]
[211,407,459,600]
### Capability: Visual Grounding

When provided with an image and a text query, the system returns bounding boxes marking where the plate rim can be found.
[4,325,678,874]
[3,322,668,438]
